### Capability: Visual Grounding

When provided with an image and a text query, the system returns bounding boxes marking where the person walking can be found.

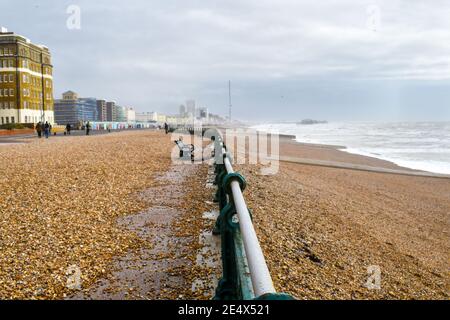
[66,123,71,135]
[44,122,50,139]
[36,122,42,138]
[164,122,169,134]
[86,121,91,136]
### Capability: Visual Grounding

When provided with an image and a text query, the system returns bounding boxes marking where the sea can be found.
[252,121,450,175]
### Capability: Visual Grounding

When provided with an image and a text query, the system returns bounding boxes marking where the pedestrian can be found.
[36,122,42,138]
[164,122,169,134]
[66,123,71,135]
[44,121,50,139]
[86,121,91,136]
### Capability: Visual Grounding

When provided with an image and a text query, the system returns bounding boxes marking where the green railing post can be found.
[213,202,240,300]
[213,172,248,300]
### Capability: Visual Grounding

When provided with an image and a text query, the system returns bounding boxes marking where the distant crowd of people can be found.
[34,121,169,139]
[35,121,91,138]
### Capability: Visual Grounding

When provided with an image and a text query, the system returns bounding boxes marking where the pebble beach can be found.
[0,131,174,299]
[0,130,448,300]
[236,137,450,299]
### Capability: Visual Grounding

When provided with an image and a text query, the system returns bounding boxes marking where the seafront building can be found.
[54,92,223,127]
[54,91,97,126]
[115,105,127,122]
[126,107,136,122]
[106,101,116,122]
[55,91,139,126]
[0,27,54,125]
[136,112,158,123]
[96,99,107,122]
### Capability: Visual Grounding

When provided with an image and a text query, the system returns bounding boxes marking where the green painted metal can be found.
[234,230,255,300]
[211,136,295,301]
[213,202,240,300]
[222,172,247,195]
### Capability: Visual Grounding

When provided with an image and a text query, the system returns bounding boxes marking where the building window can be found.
[9,74,13,82]
[5,117,9,124]
[1,117,3,124]
[9,60,13,67]
[11,117,15,124]
[9,89,13,97]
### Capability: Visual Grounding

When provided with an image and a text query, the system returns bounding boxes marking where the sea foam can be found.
[252,121,450,175]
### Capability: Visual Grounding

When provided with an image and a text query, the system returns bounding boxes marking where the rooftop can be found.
[0,27,50,51]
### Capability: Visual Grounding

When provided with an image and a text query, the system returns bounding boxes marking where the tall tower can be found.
[186,100,196,116]
[228,80,232,122]
[0,27,54,125]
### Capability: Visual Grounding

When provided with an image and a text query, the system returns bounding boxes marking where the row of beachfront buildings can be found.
[0,27,226,128]
[53,90,136,127]
[0,28,142,127]
[53,92,225,127]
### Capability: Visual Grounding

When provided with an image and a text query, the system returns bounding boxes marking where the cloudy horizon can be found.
[1,0,450,121]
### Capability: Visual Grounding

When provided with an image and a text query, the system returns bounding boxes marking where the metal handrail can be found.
[212,135,294,300]
[222,153,276,297]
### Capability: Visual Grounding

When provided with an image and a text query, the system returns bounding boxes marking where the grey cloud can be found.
[1,0,449,120]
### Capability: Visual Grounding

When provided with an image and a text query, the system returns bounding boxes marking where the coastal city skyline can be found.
[0,27,226,127]
[1,0,450,121]
[0,27,222,127]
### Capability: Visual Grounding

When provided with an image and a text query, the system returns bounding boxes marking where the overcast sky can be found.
[1,0,450,121]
